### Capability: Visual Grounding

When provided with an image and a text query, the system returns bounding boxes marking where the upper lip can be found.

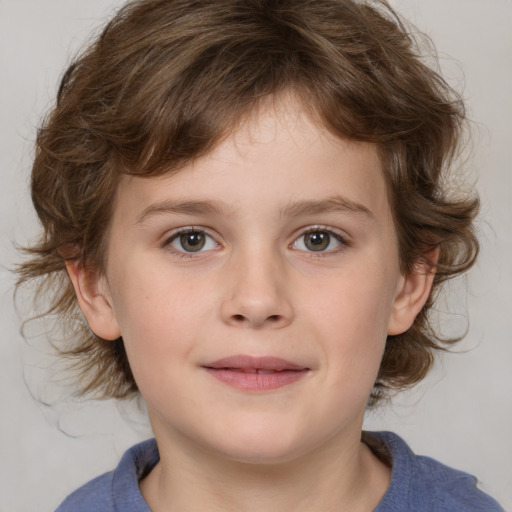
[203,355,308,372]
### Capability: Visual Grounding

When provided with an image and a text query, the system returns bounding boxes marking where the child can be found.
[17,0,505,510]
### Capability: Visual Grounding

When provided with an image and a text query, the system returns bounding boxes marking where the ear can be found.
[65,260,121,340]
[387,248,439,336]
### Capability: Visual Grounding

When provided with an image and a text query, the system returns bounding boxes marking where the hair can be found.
[17,0,479,404]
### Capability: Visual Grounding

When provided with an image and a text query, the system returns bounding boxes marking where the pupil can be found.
[181,232,205,252]
[305,231,330,251]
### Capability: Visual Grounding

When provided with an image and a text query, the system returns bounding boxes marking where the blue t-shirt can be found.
[55,431,504,511]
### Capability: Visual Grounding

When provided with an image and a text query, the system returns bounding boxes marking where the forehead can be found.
[113,97,391,226]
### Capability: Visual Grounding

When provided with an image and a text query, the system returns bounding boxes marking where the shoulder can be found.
[54,472,115,512]
[369,431,505,512]
[54,439,158,512]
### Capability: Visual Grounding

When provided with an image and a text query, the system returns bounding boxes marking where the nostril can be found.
[230,313,281,324]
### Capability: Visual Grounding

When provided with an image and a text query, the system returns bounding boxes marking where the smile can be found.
[202,355,310,391]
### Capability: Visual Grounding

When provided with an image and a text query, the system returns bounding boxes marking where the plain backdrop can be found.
[0,1,511,510]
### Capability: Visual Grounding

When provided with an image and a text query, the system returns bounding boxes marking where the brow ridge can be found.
[136,195,373,224]
[136,199,231,224]
[279,195,374,219]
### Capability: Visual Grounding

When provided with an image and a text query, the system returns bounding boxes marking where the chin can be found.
[204,424,315,466]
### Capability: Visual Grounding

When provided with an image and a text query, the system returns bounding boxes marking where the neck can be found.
[140,429,391,512]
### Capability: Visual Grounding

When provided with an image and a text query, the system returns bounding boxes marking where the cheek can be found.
[307,265,397,375]
[109,261,222,364]
[314,265,397,334]
[111,257,208,327]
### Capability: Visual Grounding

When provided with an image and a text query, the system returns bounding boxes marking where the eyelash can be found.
[162,226,350,258]
[290,226,350,256]
[162,227,220,259]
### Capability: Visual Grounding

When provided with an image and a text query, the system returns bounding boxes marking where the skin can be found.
[68,96,435,511]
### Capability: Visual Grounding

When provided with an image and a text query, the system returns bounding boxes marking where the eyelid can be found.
[160,225,350,257]
[290,225,351,253]
[162,226,221,255]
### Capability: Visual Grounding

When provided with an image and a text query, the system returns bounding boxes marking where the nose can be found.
[219,248,294,329]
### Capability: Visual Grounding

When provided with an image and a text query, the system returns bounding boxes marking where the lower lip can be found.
[203,368,309,391]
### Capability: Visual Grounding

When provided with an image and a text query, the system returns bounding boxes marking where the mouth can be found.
[202,355,310,391]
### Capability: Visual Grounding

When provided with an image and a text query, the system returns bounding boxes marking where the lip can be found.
[202,355,310,391]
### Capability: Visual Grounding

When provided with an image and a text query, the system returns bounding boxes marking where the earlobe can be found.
[65,260,121,340]
[387,248,438,336]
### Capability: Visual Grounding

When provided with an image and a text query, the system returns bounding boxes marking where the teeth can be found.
[257,369,277,374]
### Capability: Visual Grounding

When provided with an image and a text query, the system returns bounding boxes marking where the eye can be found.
[292,228,346,253]
[167,229,218,253]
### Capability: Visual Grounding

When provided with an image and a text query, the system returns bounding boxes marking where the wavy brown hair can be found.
[17,0,479,403]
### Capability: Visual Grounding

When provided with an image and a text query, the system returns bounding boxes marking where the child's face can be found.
[75,97,428,464]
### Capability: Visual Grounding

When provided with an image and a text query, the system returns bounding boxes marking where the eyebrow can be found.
[136,199,232,224]
[279,195,374,219]
[136,195,374,224]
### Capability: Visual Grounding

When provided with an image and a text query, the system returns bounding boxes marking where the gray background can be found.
[1,0,511,510]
